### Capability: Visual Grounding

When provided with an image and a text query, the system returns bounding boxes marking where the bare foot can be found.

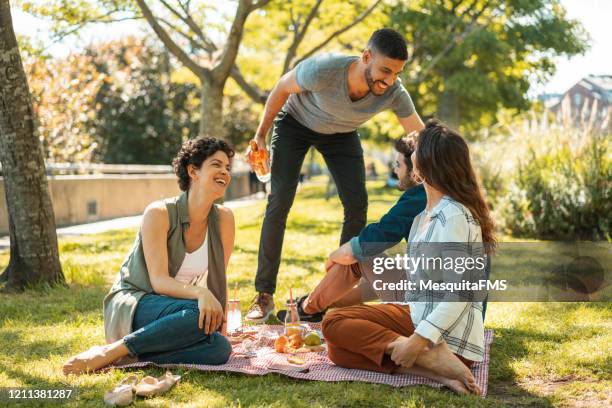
[63,345,119,375]
[415,343,481,395]
[395,365,469,395]
[439,377,471,395]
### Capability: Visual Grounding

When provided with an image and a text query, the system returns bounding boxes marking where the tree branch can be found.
[252,0,273,10]
[48,9,142,45]
[230,66,268,104]
[293,0,382,67]
[159,0,216,53]
[213,0,253,81]
[408,1,494,84]
[158,0,187,22]
[180,0,193,13]
[158,17,207,53]
[282,0,324,74]
[135,0,207,78]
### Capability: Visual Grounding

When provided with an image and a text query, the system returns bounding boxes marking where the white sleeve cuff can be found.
[415,319,443,345]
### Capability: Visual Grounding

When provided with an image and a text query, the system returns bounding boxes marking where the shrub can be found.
[473,108,610,241]
[503,133,610,240]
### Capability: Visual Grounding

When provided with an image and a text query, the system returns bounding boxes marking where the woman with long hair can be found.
[321,119,495,395]
[63,137,236,375]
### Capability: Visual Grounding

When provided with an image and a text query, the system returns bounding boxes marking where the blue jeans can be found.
[123,294,231,365]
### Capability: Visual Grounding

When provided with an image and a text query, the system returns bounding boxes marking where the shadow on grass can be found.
[233,220,264,230]
[0,329,81,360]
[0,285,107,325]
[0,360,109,407]
[232,245,259,256]
[277,256,328,279]
[286,219,343,236]
[487,325,558,407]
[484,303,609,406]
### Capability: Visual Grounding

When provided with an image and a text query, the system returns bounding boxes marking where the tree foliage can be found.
[388,0,589,132]
[87,37,199,164]
[19,0,384,136]
[18,0,590,146]
[24,36,202,164]
[26,51,103,162]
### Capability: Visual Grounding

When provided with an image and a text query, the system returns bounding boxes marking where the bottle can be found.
[247,140,271,183]
[227,299,242,334]
[284,300,302,337]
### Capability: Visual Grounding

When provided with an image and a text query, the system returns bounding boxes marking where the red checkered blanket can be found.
[112,325,493,396]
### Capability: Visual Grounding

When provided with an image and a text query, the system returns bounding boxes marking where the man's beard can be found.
[365,66,389,96]
[397,174,417,191]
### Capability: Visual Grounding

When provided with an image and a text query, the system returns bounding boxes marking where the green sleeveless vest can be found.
[103,191,227,343]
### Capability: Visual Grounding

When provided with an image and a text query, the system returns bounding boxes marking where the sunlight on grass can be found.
[0,181,610,407]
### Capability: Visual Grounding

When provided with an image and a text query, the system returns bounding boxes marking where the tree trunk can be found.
[0,1,64,291]
[199,77,225,138]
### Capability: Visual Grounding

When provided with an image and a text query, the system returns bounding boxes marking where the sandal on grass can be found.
[104,374,138,407]
[135,371,181,398]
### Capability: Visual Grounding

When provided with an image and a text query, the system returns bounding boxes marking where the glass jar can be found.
[227,299,242,334]
[284,300,302,336]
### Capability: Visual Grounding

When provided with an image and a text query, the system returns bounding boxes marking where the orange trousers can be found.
[303,262,405,315]
[312,264,473,374]
[322,303,474,374]
[323,303,414,374]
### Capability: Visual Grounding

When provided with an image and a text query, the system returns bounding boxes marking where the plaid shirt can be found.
[404,196,485,362]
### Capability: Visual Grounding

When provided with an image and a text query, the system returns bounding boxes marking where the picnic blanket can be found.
[112,324,494,396]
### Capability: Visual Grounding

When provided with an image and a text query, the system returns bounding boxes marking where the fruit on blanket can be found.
[289,333,303,348]
[304,331,321,346]
[274,335,288,353]
[287,355,305,365]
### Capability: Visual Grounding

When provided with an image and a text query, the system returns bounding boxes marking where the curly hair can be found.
[172,137,235,191]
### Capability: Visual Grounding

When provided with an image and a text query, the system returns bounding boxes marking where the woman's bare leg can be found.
[63,340,130,375]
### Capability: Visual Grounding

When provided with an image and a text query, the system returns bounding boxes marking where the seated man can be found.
[281,130,489,320]
[278,135,426,322]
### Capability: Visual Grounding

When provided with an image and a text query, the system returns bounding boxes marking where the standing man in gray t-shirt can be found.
[246,28,424,322]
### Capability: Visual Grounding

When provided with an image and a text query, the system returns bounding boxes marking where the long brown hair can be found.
[415,119,496,249]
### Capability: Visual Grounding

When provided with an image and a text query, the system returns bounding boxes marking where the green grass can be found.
[1,180,610,407]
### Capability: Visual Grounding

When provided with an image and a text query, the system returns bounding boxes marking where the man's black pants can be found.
[255,112,368,294]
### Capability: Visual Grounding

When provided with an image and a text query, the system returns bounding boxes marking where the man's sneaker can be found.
[276,294,326,323]
[245,293,275,323]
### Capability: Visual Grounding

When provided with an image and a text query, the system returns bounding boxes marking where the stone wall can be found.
[0,172,252,234]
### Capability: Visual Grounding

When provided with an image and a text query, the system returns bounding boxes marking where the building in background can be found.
[547,74,612,132]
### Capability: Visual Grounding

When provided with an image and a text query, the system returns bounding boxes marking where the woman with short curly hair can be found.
[63,137,236,375]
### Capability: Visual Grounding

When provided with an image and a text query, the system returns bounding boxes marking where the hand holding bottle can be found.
[246,138,271,182]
